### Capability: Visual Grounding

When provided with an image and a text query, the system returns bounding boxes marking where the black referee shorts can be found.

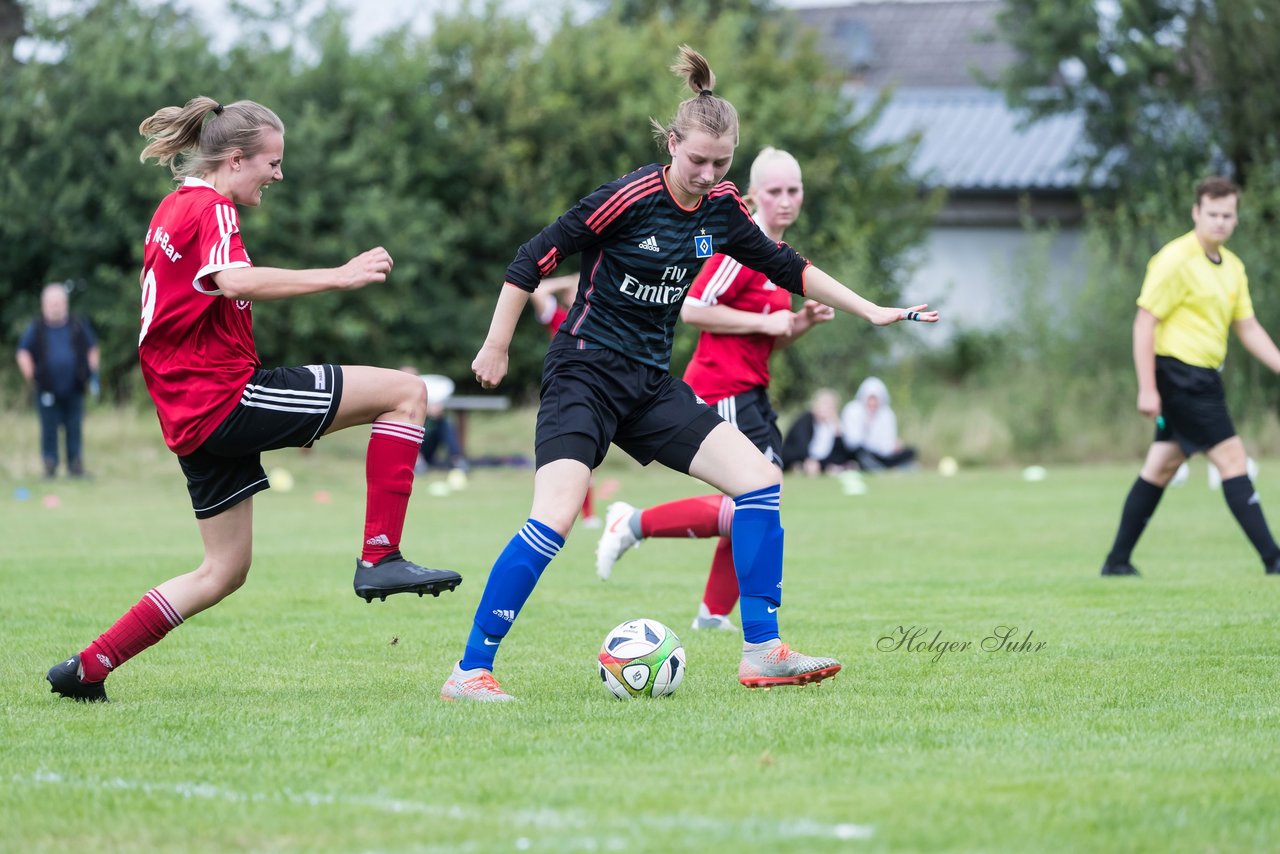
[711,387,782,468]
[1154,355,1236,454]
[534,341,723,473]
[179,364,344,519]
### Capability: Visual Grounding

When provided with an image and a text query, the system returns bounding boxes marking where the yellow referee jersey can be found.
[1136,230,1252,369]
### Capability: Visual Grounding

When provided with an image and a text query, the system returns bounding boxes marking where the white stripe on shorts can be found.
[716,396,738,427]
[240,383,333,415]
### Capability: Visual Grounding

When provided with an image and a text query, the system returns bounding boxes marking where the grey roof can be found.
[857,87,1089,191]
[792,2,1089,192]
[792,0,1018,88]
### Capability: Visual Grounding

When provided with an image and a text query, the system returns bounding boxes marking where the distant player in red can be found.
[530,274,602,527]
[46,96,461,703]
[594,147,834,630]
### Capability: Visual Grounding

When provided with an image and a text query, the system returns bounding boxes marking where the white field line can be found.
[19,770,874,844]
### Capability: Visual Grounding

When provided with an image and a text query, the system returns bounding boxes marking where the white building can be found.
[794,0,1090,334]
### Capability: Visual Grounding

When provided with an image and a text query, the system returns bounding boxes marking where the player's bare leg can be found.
[48,500,255,702]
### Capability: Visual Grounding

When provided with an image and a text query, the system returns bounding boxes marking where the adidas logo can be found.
[365,533,391,547]
[96,653,113,670]
[491,609,516,622]
[638,235,660,252]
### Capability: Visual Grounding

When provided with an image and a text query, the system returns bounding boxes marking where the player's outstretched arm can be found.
[473,283,531,389]
[681,301,794,337]
[775,300,836,350]
[213,247,394,301]
[802,266,938,326]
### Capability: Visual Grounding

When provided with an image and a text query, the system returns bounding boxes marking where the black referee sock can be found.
[1221,475,1280,564]
[1105,477,1166,566]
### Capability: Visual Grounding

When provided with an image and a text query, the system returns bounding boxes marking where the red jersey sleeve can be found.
[547,305,570,337]
[192,201,252,293]
[686,254,752,307]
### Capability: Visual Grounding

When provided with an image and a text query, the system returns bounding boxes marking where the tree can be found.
[0,0,23,54]
[593,0,778,25]
[0,0,224,399]
[992,0,1280,190]
[1,0,931,404]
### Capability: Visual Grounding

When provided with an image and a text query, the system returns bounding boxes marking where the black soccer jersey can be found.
[506,163,811,370]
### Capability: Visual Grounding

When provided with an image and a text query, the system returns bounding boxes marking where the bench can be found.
[444,394,511,457]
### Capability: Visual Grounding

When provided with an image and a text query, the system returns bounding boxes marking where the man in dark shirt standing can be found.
[16,282,99,478]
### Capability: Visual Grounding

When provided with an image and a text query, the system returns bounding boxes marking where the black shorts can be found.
[535,339,723,472]
[179,364,344,519]
[711,387,782,468]
[1154,355,1236,454]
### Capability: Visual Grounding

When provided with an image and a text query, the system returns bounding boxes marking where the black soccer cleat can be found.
[354,553,463,602]
[1100,562,1141,577]
[47,655,109,703]
[1266,557,1280,575]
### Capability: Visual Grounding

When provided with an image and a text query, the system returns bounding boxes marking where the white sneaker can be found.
[738,640,841,688]
[440,662,517,702]
[595,502,638,581]
[691,603,736,631]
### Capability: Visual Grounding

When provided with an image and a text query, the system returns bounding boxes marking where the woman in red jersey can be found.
[594,147,835,630]
[46,97,460,703]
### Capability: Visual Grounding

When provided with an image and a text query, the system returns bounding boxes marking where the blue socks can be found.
[730,484,783,644]
[460,519,564,672]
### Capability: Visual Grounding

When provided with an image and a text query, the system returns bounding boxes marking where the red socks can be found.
[639,495,733,539]
[701,536,740,616]
[362,421,425,563]
[80,589,183,682]
[639,495,738,617]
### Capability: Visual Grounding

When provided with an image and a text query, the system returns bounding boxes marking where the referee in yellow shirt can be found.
[1102,176,1280,576]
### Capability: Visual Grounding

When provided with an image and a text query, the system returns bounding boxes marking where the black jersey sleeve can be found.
[504,165,660,292]
[721,200,811,295]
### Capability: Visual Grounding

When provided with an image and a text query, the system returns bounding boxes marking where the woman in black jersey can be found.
[442,46,938,702]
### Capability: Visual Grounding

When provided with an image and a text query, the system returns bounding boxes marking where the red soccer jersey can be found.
[546,305,570,338]
[681,253,793,403]
[138,178,258,455]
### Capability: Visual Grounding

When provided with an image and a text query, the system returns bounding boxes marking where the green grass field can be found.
[2,419,1278,852]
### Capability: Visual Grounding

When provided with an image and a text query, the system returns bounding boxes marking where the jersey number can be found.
[139,267,157,345]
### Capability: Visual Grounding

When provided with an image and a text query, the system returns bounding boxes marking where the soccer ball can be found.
[598,618,685,699]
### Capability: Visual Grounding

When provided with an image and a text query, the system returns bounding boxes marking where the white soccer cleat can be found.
[691,603,736,631]
[595,502,639,581]
[440,662,517,702]
[738,640,841,689]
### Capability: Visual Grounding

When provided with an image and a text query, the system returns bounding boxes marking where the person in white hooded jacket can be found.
[841,376,916,471]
